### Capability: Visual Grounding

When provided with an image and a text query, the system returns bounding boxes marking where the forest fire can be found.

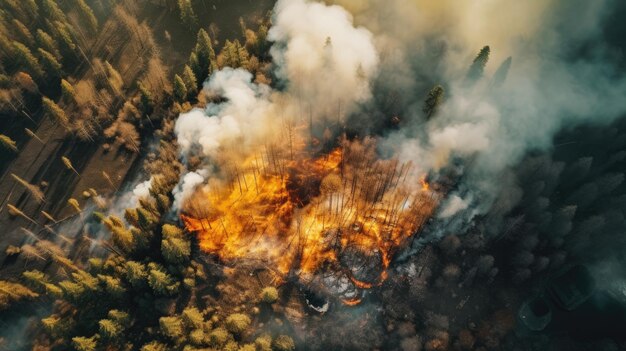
[181,136,440,301]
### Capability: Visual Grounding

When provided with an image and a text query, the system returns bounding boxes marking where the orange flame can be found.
[181,136,439,303]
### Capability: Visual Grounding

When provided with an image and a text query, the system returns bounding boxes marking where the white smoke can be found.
[173,171,207,210]
[269,0,378,117]
[438,194,471,219]
[175,69,272,159]
[173,0,380,208]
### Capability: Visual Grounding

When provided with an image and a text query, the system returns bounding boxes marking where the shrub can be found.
[273,335,295,351]
[224,313,251,334]
[259,287,279,304]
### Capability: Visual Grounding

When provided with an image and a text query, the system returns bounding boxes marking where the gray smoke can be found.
[327,0,626,237]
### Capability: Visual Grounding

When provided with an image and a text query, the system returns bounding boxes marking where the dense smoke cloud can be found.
[325,0,626,235]
[175,0,626,241]
[174,0,379,206]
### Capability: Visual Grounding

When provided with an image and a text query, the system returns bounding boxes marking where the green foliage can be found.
[99,318,122,339]
[173,74,187,102]
[0,134,18,152]
[61,79,77,102]
[273,335,295,351]
[208,327,231,347]
[88,258,104,273]
[259,286,279,304]
[72,335,97,351]
[224,313,251,335]
[148,263,179,296]
[111,225,135,253]
[98,274,126,298]
[42,96,68,127]
[423,85,445,119]
[125,260,148,288]
[188,328,204,344]
[38,47,62,76]
[182,64,198,94]
[223,341,239,351]
[36,29,60,59]
[13,41,43,77]
[466,45,490,83]
[108,309,130,326]
[59,280,86,302]
[219,39,250,70]
[195,29,217,79]
[182,307,204,329]
[42,315,73,338]
[188,52,201,84]
[12,19,34,47]
[162,233,190,264]
[52,20,76,54]
[22,270,48,287]
[0,280,38,310]
[255,334,272,351]
[239,344,256,351]
[138,81,154,113]
[156,194,171,214]
[177,0,198,31]
[159,315,183,339]
[41,0,67,22]
[44,283,63,297]
[73,0,98,34]
[73,270,100,292]
[141,341,168,351]
[137,207,157,231]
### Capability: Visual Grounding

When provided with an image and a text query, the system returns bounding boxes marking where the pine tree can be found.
[148,264,178,296]
[159,316,183,339]
[137,81,154,115]
[42,96,68,126]
[173,74,187,102]
[195,29,217,80]
[161,235,190,264]
[42,315,73,338]
[177,0,198,31]
[99,318,122,339]
[182,64,198,93]
[125,261,147,288]
[38,48,62,77]
[0,134,18,152]
[21,0,39,20]
[59,280,86,302]
[0,280,38,310]
[188,51,201,83]
[72,336,97,351]
[13,41,44,77]
[182,307,204,329]
[61,79,77,103]
[36,29,60,59]
[98,274,126,298]
[12,19,35,47]
[41,0,67,23]
[423,85,445,119]
[52,21,76,54]
[466,45,490,83]
[73,0,98,34]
